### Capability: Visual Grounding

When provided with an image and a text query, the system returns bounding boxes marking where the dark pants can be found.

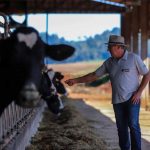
[113,99,141,150]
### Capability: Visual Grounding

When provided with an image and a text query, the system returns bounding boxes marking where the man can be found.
[65,35,150,150]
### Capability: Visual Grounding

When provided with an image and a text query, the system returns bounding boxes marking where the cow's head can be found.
[40,71,64,115]
[0,26,75,112]
[46,69,67,95]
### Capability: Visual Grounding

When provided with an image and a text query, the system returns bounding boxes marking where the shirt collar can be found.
[121,50,128,60]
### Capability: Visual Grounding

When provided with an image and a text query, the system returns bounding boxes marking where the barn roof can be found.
[0,0,140,15]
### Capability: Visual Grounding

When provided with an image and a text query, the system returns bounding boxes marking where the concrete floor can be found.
[72,99,150,150]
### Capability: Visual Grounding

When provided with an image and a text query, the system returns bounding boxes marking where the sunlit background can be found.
[12,14,120,41]
[0,13,121,63]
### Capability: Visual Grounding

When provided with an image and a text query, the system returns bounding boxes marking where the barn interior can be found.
[0,0,150,149]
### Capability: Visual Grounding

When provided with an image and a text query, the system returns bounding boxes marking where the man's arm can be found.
[65,72,98,86]
[132,71,150,104]
[138,71,150,93]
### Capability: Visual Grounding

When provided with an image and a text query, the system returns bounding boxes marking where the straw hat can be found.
[105,35,127,47]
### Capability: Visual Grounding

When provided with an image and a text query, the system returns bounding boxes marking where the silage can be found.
[26,99,107,150]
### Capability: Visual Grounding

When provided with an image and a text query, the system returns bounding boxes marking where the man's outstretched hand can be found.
[65,79,76,86]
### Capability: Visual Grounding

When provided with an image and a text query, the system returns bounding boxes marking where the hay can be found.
[26,99,107,150]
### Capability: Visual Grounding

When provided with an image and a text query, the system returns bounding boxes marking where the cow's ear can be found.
[44,43,75,61]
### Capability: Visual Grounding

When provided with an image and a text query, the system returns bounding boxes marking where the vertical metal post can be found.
[130,32,133,52]
[138,29,141,57]
[46,13,49,44]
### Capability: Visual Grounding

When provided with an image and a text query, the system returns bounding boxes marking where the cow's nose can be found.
[50,88,56,95]
[17,82,41,108]
[23,82,37,91]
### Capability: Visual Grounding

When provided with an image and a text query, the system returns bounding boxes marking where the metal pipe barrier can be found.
[0,12,9,39]
[0,101,45,150]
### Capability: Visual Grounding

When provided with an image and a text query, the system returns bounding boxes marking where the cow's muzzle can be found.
[16,82,41,108]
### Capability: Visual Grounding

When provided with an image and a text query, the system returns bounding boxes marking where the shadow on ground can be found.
[71,98,150,150]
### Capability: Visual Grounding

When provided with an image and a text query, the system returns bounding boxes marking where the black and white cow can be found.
[0,26,75,115]
[47,68,68,96]
[40,71,64,115]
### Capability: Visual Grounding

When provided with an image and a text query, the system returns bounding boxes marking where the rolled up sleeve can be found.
[95,62,107,77]
[135,55,149,75]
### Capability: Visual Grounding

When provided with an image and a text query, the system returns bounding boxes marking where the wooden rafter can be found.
[0,0,126,15]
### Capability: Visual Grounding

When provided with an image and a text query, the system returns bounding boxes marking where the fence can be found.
[0,101,45,150]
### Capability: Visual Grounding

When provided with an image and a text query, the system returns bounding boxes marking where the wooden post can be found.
[121,12,132,51]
